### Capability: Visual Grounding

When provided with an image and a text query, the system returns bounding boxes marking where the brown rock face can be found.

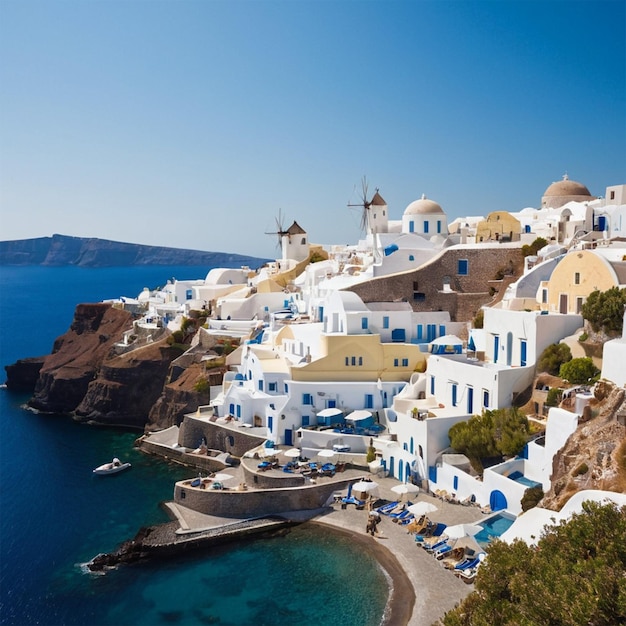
[542,382,626,511]
[5,302,227,431]
[28,304,135,414]
[4,356,46,391]
[73,340,178,429]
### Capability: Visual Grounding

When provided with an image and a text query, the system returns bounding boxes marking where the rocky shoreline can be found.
[87,515,294,572]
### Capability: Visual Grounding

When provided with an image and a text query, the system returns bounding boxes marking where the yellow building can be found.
[276,328,426,383]
[542,249,624,314]
[476,211,521,243]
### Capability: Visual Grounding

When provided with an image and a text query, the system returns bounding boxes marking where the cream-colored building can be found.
[476,211,522,243]
[541,247,626,314]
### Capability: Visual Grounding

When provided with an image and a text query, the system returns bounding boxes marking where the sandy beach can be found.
[312,478,481,626]
[170,472,483,625]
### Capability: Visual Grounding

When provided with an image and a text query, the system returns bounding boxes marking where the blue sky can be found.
[1,0,624,259]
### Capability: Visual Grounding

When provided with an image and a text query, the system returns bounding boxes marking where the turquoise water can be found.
[474,513,515,547]
[0,266,388,626]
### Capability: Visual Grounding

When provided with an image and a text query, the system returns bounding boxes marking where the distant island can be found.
[0,234,270,268]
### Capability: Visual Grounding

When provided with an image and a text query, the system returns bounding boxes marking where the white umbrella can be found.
[391,483,420,496]
[212,472,234,482]
[317,449,335,458]
[317,408,343,417]
[444,523,483,539]
[284,448,301,458]
[407,501,438,516]
[352,480,379,493]
[260,447,277,457]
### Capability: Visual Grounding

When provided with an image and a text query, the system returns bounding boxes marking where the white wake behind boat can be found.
[93,457,131,475]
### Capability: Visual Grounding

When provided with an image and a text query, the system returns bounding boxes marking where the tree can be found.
[441,501,626,626]
[559,357,600,384]
[521,237,548,257]
[448,409,529,475]
[520,485,544,512]
[581,287,626,333]
[537,342,572,375]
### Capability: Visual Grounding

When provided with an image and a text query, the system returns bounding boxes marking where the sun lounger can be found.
[425,538,449,553]
[434,543,455,559]
[376,501,400,515]
[391,510,413,523]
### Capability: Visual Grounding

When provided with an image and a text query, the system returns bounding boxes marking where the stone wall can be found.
[173,478,354,518]
[346,246,524,322]
[179,417,265,458]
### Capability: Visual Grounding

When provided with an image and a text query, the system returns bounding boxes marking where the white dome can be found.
[404,194,444,215]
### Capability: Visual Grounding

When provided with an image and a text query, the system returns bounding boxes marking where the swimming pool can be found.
[508,470,541,489]
[474,513,515,547]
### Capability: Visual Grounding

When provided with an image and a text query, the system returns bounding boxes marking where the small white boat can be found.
[93,457,131,475]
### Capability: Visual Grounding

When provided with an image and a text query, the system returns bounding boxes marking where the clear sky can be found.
[1,0,624,259]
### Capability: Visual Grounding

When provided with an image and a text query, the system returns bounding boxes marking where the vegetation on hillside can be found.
[448,408,529,475]
[581,286,626,334]
[559,357,601,384]
[521,236,548,257]
[537,342,572,376]
[440,501,626,626]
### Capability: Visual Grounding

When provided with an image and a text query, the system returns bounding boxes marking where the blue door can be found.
[598,215,607,231]
[302,415,309,427]
[489,490,508,511]
[427,324,436,342]
[467,387,474,413]
[494,335,500,363]
[327,399,336,408]
[417,325,423,340]
[365,394,374,409]
[284,429,293,446]
[521,340,527,367]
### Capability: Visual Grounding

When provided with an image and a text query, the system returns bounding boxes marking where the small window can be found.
[358,356,363,366]
[394,358,399,367]
[423,220,429,234]
[452,383,458,406]
[345,356,349,366]
[185,289,193,300]
[409,255,414,261]
[361,317,368,330]
[574,272,580,285]
[269,382,277,392]
[458,259,469,275]
[301,237,306,244]
[413,292,426,301]
[303,393,312,405]
[437,220,442,234]
[576,297,584,314]
[383,316,389,329]
[610,191,615,200]
[542,289,548,304]
[351,356,356,366]
[284,383,289,393]
[483,389,489,408]
[402,358,409,367]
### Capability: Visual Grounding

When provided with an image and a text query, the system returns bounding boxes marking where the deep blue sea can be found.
[0,266,388,626]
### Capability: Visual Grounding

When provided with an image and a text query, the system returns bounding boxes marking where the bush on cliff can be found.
[537,343,572,376]
[440,501,626,626]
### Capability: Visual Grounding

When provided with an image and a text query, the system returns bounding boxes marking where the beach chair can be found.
[391,510,412,523]
[376,501,400,515]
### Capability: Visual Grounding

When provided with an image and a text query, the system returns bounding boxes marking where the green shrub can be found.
[581,287,626,333]
[578,332,588,342]
[537,343,572,375]
[473,309,484,329]
[559,357,600,384]
[194,378,210,394]
[545,387,562,407]
[521,485,544,512]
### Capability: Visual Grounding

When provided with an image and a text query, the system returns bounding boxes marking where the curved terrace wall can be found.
[173,478,354,518]
[180,416,265,458]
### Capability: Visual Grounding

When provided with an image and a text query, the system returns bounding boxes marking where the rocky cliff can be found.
[542,380,626,510]
[4,303,217,431]
[0,234,269,268]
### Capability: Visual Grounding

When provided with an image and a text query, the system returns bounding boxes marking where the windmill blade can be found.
[265,208,287,250]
